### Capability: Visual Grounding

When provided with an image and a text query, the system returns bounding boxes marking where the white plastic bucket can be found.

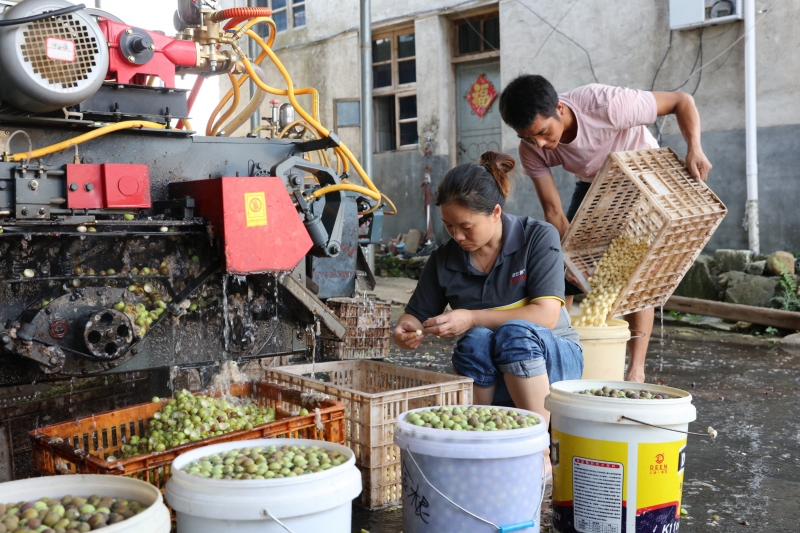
[572,318,631,381]
[394,406,550,533]
[0,474,170,532]
[545,380,697,533]
[166,438,362,533]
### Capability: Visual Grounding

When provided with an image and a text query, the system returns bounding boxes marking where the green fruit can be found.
[123,214,135,221]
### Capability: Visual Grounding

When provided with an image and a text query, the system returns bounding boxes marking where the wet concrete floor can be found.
[351,330,800,532]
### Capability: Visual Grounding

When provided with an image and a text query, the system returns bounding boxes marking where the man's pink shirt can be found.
[518,84,659,183]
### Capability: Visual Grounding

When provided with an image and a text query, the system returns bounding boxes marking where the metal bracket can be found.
[271,156,345,258]
[294,132,340,153]
[276,274,347,341]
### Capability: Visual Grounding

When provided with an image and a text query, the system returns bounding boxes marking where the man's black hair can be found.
[499,75,560,131]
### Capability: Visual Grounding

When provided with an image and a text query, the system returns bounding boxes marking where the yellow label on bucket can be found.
[551,429,628,533]
[635,440,686,532]
[551,429,688,533]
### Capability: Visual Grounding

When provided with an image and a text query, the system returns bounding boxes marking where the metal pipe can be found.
[248,0,261,133]
[94,0,101,8]
[744,0,759,255]
[360,0,376,273]
[359,0,373,179]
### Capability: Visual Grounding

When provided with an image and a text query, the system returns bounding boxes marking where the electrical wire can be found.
[0,3,85,27]
[531,0,582,62]
[511,0,599,83]
[456,13,497,52]
[650,31,673,91]
[664,0,785,90]
[667,27,704,93]
[209,73,241,136]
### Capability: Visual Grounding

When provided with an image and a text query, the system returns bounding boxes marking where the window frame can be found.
[256,0,305,33]
[372,26,418,151]
[451,12,500,63]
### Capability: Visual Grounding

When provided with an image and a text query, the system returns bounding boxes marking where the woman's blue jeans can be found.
[452,320,584,403]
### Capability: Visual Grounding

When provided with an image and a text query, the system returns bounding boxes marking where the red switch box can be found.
[170,177,312,274]
[67,164,151,209]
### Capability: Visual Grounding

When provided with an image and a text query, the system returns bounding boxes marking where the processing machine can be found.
[0,0,390,386]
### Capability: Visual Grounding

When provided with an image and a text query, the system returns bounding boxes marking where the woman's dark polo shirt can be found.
[405,213,580,343]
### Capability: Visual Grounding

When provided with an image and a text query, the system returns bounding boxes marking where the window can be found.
[372,29,418,151]
[255,0,305,33]
[455,14,500,56]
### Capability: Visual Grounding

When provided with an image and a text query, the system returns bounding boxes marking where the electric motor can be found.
[0,0,108,112]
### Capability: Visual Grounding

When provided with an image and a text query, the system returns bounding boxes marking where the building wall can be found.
[219,0,800,252]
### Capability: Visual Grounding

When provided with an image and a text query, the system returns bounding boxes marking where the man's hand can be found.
[685,148,712,182]
[393,319,425,350]
[423,310,475,338]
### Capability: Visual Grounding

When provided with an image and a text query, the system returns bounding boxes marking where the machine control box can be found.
[170,177,313,274]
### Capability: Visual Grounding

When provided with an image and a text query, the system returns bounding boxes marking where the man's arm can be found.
[651,91,712,182]
[532,172,569,238]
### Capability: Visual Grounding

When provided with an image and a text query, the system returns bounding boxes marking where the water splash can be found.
[222,274,230,352]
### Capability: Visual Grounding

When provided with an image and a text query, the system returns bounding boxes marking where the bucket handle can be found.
[620,416,718,438]
[403,444,546,532]
[260,507,297,533]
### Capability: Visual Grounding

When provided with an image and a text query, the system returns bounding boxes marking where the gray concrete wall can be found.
[217,0,800,252]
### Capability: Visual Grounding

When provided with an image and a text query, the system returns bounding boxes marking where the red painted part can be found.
[170,177,311,274]
[66,164,151,209]
[66,164,104,209]
[102,164,151,208]
[99,19,198,87]
[209,7,272,23]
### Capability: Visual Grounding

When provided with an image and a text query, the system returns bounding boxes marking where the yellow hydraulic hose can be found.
[239,33,391,211]
[210,73,241,136]
[8,121,166,162]
[205,18,277,136]
[244,31,320,120]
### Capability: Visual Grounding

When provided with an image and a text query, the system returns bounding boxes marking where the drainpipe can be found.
[744,0,759,255]
[360,0,375,272]
[248,0,261,134]
[359,0,374,179]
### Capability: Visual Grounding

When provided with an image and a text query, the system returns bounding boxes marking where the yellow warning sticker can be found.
[244,192,267,227]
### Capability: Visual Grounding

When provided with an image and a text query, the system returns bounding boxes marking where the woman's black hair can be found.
[499,74,560,131]
[435,151,515,214]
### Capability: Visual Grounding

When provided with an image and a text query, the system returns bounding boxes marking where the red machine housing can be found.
[66,164,152,209]
[99,19,198,87]
[170,177,313,274]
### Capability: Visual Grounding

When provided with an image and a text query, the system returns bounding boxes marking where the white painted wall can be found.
[216,0,798,157]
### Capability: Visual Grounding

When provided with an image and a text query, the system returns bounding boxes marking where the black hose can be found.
[0,3,86,27]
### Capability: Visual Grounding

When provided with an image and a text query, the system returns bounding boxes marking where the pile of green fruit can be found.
[0,494,149,532]
[180,444,347,480]
[403,406,540,431]
[120,390,276,458]
[575,386,673,399]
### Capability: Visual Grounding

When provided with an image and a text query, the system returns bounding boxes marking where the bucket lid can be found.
[394,405,550,459]
[166,438,362,520]
[545,380,697,427]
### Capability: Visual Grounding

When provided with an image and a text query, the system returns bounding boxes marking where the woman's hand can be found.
[393,316,425,349]
[423,309,475,338]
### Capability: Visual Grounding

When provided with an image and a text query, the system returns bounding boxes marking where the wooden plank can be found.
[664,296,800,331]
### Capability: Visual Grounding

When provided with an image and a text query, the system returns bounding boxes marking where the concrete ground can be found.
[350,278,800,533]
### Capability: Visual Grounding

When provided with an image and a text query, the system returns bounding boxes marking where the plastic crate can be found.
[29,381,345,491]
[267,360,473,508]
[324,297,392,360]
[562,148,727,319]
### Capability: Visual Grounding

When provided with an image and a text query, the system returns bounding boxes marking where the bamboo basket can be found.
[562,148,727,319]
